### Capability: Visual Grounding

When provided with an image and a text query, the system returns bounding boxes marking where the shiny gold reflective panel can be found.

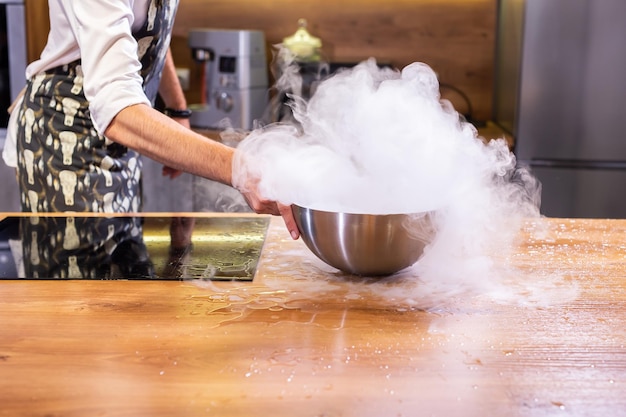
[145,216,270,281]
[0,216,270,280]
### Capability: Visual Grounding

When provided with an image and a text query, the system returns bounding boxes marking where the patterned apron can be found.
[16,0,178,213]
[16,0,179,278]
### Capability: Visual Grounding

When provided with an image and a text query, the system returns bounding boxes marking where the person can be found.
[4,0,299,240]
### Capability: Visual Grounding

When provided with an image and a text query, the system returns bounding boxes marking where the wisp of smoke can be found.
[233,57,543,291]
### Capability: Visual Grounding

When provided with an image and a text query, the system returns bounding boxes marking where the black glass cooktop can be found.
[0,215,270,280]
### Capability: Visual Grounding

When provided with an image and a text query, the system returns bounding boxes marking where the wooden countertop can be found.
[1,214,625,416]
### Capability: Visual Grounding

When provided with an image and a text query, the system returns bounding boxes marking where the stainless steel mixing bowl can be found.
[292,205,433,276]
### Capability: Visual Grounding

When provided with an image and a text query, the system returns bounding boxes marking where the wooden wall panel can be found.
[23,0,497,122]
[171,0,497,122]
[24,0,50,63]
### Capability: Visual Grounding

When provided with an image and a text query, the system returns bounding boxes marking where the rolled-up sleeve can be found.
[65,0,150,134]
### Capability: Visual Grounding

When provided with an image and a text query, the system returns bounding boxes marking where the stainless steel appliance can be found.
[188,29,269,130]
[494,0,626,218]
[0,0,26,148]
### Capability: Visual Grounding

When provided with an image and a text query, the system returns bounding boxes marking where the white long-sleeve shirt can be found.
[26,0,153,134]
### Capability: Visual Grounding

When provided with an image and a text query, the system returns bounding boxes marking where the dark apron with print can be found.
[15,0,178,278]
[19,216,155,279]
[16,0,178,213]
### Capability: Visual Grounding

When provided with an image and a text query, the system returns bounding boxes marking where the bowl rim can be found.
[291,204,430,217]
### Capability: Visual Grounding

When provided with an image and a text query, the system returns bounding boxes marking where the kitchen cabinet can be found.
[140,157,194,212]
[0,165,19,211]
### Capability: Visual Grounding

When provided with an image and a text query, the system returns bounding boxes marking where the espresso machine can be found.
[188,29,269,130]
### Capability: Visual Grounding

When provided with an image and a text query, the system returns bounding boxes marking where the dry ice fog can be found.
[232,57,543,296]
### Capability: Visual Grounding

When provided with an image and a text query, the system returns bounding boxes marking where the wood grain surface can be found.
[23,0,497,123]
[1,215,625,416]
[172,0,497,122]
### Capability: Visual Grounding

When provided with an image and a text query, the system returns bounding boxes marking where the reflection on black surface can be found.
[21,216,151,279]
[0,216,270,280]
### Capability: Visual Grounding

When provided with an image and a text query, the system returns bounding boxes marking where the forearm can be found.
[158,49,187,111]
[104,103,234,186]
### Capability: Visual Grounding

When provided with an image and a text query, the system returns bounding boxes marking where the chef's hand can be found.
[162,165,183,179]
[239,180,300,240]
[279,203,300,241]
[161,116,192,179]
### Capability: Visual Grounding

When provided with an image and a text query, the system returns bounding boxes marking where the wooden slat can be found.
[24,0,49,63]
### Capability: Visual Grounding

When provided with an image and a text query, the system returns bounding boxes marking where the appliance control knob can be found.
[215,92,234,113]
